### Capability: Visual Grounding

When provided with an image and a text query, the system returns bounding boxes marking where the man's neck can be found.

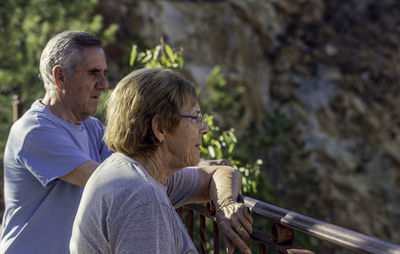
[42,92,81,124]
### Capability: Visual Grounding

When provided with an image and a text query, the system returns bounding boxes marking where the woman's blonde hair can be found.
[104,68,197,158]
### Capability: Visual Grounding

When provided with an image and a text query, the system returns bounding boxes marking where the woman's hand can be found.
[215,202,253,254]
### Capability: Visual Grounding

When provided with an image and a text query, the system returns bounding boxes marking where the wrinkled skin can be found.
[197,159,253,253]
[216,202,253,254]
[198,159,233,167]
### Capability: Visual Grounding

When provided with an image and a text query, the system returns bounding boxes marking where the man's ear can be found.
[152,115,165,143]
[53,65,66,90]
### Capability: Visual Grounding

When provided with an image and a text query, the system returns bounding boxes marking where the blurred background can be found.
[1,0,399,253]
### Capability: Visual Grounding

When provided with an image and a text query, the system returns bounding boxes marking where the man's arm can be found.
[187,165,253,254]
[59,160,99,187]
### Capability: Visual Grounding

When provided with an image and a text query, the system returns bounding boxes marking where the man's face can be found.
[62,47,108,123]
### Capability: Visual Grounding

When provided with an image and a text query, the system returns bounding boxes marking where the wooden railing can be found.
[10,96,400,254]
[177,195,400,254]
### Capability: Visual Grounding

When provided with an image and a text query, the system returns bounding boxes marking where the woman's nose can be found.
[200,123,209,135]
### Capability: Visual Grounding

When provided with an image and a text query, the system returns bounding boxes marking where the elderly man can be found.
[1,31,252,254]
[1,31,112,253]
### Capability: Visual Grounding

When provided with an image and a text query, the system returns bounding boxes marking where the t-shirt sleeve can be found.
[166,167,200,208]
[99,140,113,161]
[18,126,91,187]
[88,117,114,161]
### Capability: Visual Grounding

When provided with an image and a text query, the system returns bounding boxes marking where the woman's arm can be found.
[187,165,253,254]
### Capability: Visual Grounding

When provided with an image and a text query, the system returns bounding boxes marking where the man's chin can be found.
[88,106,99,116]
[81,109,97,121]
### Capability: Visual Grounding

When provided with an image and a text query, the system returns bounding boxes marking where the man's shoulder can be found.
[82,116,104,132]
[85,116,102,123]
[10,103,48,137]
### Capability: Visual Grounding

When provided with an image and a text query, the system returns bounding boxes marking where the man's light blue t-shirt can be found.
[0,100,113,254]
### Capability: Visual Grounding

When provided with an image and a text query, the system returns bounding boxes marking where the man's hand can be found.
[215,202,253,254]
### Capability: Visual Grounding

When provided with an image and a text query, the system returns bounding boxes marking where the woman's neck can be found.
[133,150,177,184]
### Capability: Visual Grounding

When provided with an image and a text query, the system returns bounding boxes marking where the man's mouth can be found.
[91,95,100,101]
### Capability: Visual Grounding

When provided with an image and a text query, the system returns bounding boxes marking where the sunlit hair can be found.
[39,31,102,92]
[104,68,197,158]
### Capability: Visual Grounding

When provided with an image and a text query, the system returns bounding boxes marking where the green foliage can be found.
[130,38,184,69]
[0,96,13,161]
[0,0,117,100]
[199,66,245,129]
[198,66,275,197]
[200,116,262,194]
[256,105,297,149]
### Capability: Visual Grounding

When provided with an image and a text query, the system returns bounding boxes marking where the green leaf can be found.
[165,44,175,62]
[228,143,235,154]
[200,146,208,155]
[161,55,172,67]
[229,130,237,143]
[208,145,215,159]
[177,57,184,69]
[130,45,138,66]
[141,53,153,64]
[153,45,161,60]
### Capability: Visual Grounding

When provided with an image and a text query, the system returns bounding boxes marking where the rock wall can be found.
[99,0,400,251]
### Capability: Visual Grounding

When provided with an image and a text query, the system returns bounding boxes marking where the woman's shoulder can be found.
[87,153,170,207]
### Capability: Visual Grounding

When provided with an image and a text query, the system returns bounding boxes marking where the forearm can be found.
[208,166,242,210]
[186,165,242,205]
[193,165,252,254]
[59,160,99,187]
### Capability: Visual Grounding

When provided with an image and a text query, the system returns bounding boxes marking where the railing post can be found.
[176,207,183,221]
[200,213,207,253]
[272,223,294,254]
[187,209,194,239]
[213,220,219,254]
[272,223,294,245]
[209,202,219,254]
[259,243,267,254]
[12,95,23,122]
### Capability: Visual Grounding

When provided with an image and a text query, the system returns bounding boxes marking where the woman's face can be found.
[163,102,209,168]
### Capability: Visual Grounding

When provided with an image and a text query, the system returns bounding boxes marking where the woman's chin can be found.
[187,158,200,167]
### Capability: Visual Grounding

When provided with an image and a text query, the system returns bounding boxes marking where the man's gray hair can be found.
[39,31,102,92]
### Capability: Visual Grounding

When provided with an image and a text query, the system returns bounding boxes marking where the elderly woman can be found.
[70,68,252,254]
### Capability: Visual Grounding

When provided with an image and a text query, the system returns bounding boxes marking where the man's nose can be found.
[96,75,109,90]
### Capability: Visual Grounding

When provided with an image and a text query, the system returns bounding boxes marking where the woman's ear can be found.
[53,65,66,90]
[152,115,165,143]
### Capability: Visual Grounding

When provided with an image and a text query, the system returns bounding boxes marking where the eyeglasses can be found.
[181,114,208,127]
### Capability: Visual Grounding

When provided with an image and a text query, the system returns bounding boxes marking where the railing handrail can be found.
[184,196,400,253]
[238,195,400,254]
